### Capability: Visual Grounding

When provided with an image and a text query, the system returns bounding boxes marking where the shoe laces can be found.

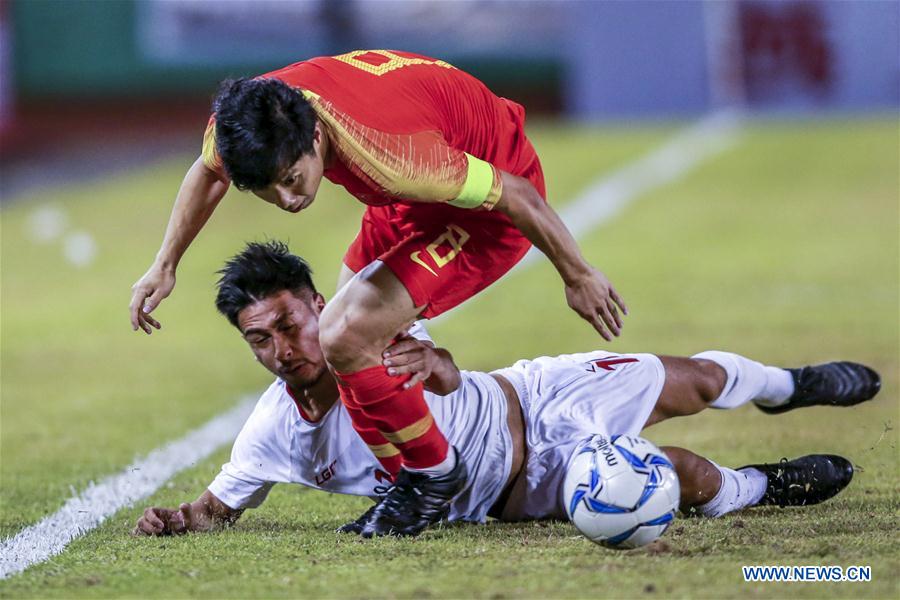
[373,483,395,496]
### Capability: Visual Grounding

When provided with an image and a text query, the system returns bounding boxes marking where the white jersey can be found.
[492,350,665,520]
[209,370,513,523]
[210,349,664,522]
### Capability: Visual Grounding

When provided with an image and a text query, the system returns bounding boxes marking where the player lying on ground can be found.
[134,242,881,537]
[130,50,629,536]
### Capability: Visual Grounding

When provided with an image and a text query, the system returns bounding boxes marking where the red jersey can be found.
[202,50,546,318]
[202,49,543,211]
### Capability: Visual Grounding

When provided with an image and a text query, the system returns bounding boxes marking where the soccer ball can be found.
[564,434,680,549]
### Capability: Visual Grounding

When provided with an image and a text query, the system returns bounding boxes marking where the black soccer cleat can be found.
[756,362,881,415]
[336,502,380,534]
[740,454,854,508]
[360,448,467,538]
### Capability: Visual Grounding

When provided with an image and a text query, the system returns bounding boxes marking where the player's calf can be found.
[692,351,795,411]
[648,357,727,425]
[661,446,722,508]
[663,445,770,518]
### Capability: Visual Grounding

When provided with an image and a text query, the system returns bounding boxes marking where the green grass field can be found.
[1,118,897,598]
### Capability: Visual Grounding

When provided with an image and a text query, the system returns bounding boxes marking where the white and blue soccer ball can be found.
[564,434,680,549]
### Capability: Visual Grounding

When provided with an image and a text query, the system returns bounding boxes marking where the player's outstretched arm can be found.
[383,335,462,395]
[133,489,241,536]
[493,171,628,341]
[129,157,230,334]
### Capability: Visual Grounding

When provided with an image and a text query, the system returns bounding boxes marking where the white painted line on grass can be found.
[0,398,256,580]
[0,110,743,580]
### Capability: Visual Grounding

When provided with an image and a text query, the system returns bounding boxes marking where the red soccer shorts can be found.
[343,163,546,319]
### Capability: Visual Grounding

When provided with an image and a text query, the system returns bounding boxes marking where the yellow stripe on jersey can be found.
[367,442,401,458]
[300,90,481,205]
[448,154,502,210]
[380,414,435,445]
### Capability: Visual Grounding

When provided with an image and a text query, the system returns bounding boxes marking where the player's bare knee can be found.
[318,302,368,368]
[693,359,727,405]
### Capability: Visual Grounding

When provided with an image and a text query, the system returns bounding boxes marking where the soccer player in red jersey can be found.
[129,50,628,536]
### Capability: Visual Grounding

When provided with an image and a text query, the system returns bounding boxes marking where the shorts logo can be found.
[585,357,639,372]
[409,224,470,277]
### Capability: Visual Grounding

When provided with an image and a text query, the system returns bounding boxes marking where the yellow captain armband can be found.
[448,154,502,210]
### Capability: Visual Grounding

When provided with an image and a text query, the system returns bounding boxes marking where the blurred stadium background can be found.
[1,1,898,598]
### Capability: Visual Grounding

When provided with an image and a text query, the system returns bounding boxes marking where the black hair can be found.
[213,77,317,191]
[215,240,318,328]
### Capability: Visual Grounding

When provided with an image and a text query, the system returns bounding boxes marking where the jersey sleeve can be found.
[407,320,434,345]
[201,116,230,183]
[305,92,502,209]
[208,466,275,510]
[207,395,290,510]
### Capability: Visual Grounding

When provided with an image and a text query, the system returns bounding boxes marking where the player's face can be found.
[237,289,329,390]
[252,124,326,213]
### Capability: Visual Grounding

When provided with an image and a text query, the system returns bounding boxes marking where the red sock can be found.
[337,365,449,470]
[337,381,402,478]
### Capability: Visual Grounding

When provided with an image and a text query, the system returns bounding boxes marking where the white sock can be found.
[405,449,456,477]
[697,463,768,518]
[693,350,795,409]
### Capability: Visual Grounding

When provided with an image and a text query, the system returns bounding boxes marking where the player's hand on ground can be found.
[129,265,176,334]
[132,503,192,536]
[383,335,439,390]
[564,267,628,341]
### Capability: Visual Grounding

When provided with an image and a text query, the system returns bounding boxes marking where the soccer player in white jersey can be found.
[134,242,881,537]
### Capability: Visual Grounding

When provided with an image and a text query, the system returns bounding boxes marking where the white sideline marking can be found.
[0,398,256,580]
[0,111,742,579]
[433,109,743,322]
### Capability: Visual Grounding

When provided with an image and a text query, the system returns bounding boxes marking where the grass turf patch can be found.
[1,119,897,598]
